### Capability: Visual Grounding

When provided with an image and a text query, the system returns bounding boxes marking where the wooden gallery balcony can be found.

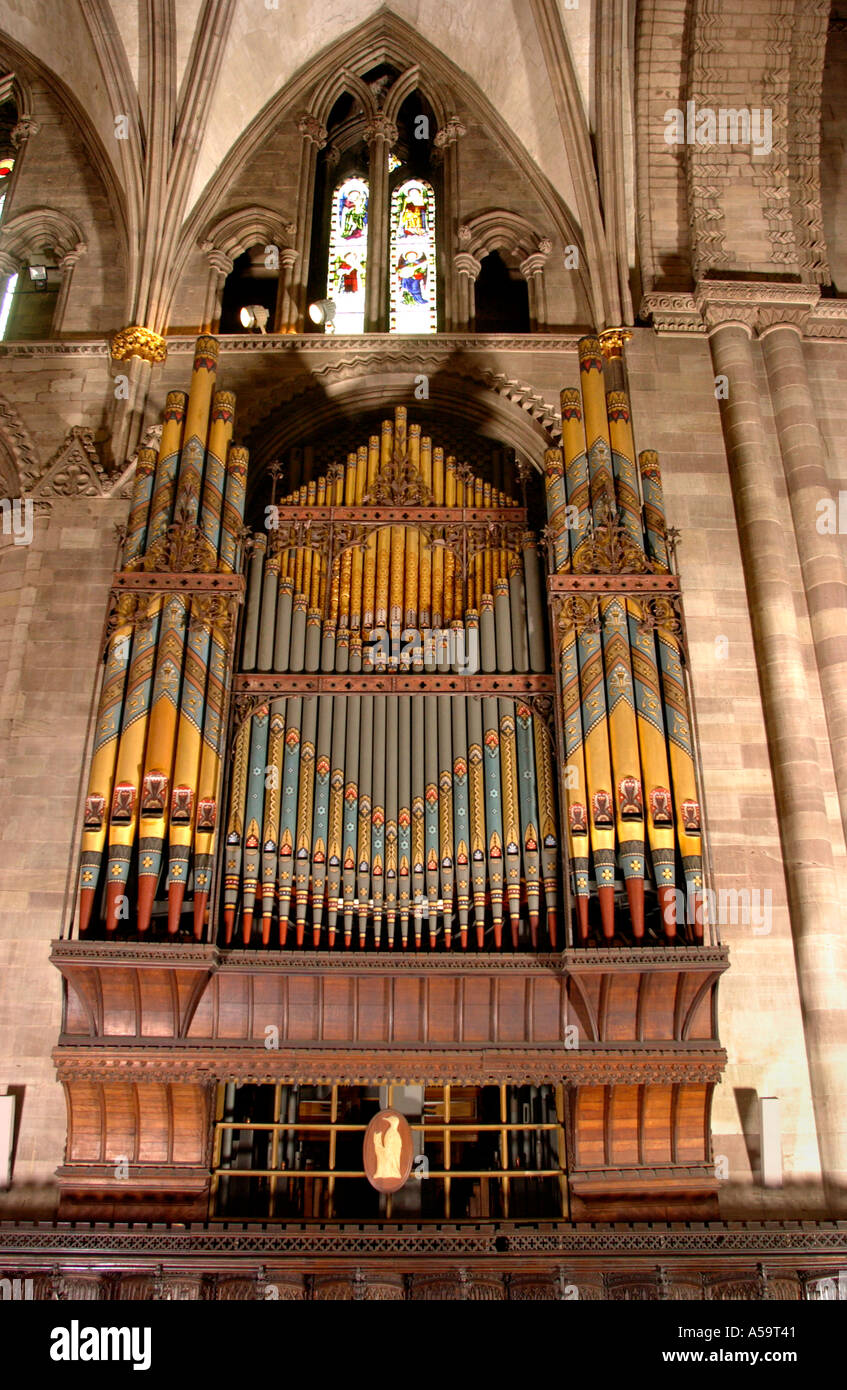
[50,940,728,1224]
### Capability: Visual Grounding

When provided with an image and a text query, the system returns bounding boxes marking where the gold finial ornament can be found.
[598,327,633,358]
[110,326,168,364]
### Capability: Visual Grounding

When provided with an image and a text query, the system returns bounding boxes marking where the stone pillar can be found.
[759,316,847,848]
[199,247,233,334]
[363,114,398,333]
[0,250,19,310]
[274,246,300,333]
[292,114,327,332]
[453,251,481,332]
[702,300,847,1211]
[520,244,551,331]
[433,116,466,331]
[52,244,86,334]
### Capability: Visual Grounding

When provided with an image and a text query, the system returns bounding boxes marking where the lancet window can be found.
[325,175,369,334]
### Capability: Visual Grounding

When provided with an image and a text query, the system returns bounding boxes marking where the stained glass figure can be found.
[390,179,436,334]
[0,157,14,223]
[326,176,368,334]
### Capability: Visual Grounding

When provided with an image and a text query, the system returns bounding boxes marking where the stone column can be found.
[453,251,481,332]
[363,113,398,333]
[51,243,86,333]
[0,250,19,308]
[701,295,847,1211]
[433,116,467,331]
[520,244,551,331]
[292,114,327,332]
[274,246,300,333]
[198,247,233,334]
[758,313,847,848]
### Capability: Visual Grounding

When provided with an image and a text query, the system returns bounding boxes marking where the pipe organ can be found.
[73,334,705,952]
[228,406,559,951]
[544,336,703,945]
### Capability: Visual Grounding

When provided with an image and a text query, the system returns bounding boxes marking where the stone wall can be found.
[0,496,125,1215]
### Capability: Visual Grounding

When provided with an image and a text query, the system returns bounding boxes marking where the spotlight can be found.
[239,304,269,333]
[308,299,336,327]
[28,264,47,289]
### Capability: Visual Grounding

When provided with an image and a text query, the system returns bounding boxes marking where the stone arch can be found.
[200,206,296,262]
[171,12,590,326]
[237,358,561,508]
[459,210,550,264]
[0,205,86,270]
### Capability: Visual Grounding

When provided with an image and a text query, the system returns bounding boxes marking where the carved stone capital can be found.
[59,241,87,270]
[519,252,548,280]
[297,114,327,148]
[695,280,821,338]
[433,115,467,148]
[454,251,482,280]
[110,325,168,364]
[363,114,399,146]
[199,243,234,277]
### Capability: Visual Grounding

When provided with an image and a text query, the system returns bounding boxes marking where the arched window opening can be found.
[474,251,530,333]
[0,98,17,223]
[326,175,368,334]
[390,179,436,334]
[309,82,442,333]
[219,245,279,333]
[0,261,60,340]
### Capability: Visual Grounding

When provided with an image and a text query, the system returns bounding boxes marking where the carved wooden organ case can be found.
[52,335,728,1226]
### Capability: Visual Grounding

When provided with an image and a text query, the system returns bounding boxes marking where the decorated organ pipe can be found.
[544,335,704,941]
[75,338,247,939]
[228,405,561,950]
[76,346,704,950]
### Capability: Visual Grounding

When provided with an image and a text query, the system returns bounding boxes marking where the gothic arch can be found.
[458,211,549,263]
[0,205,86,268]
[170,12,591,327]
[0,34,129,284]
[237,359,560,506]
[200,206,296,262]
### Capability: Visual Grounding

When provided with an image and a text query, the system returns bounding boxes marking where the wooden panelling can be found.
[55,947,727,1055]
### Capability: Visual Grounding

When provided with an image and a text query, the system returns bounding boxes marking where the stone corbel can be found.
[10,115,40,148]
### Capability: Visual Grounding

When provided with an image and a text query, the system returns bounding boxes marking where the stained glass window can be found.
[0,157,14,223]
[326,176,368,335]
[390,179,436,334]
[388,152,401,173]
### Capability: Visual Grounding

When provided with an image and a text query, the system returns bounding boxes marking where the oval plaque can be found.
[363,1108,414,1193]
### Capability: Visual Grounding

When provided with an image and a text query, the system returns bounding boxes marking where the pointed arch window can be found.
[326,176,369,335]
[390,179,436,335]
